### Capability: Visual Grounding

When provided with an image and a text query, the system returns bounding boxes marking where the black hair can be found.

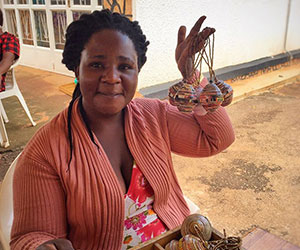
[62,9,150,168]
[0,9,3,27]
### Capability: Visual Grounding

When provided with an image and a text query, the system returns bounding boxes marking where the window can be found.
[34,10,49,47]
[5,10,18,37]
[2,0,106,73]
[19,10,34,45]
[4,0,14,4]
[52,11,66,49]
[72,11,90,21]
[18,0,28,4]
[51,0,65,5]
[74,0,91,5]
[32,0,45,4]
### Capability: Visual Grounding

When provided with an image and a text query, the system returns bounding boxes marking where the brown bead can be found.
[181,213,213,241]
[165,239,179,250]
[179,234,207,250]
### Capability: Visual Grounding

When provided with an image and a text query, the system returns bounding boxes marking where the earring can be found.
[74,77,79,85]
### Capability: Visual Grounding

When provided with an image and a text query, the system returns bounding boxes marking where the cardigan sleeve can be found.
[165,102,235,157]
[10,152,68,250]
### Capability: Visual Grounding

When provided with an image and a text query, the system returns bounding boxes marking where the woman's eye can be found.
[120,64,132,70]
[90,62,103,69]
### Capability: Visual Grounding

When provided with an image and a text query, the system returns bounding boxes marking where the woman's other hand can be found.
[175,16,215,79]
[36,239,75,250]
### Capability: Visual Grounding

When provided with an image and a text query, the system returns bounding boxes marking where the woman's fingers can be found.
[186,16,206,40]
[190,27,216,55]
[36,243,57,250]
[184,57,194,79]
[177,25,187,46]
[175,16,216,78]
[176,25,187,61]
[202,27,216,39]
[36,239,75,250]
[53,239,74,250]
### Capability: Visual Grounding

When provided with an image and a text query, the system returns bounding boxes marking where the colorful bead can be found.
[215,79,233,107]
[197,81,223,113]
[168,80,197,113]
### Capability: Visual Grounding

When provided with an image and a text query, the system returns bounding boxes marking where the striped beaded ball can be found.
[164,239,179,250]
[178,234,206,250]
[168,80,197,113]
[215,79,233,107]
[197,80,224,112]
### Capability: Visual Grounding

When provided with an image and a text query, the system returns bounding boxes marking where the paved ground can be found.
[0,66,72,153]
[174,80,300,247]
[0,64,300,248]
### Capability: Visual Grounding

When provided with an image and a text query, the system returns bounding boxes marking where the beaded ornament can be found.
[169,27,233,113]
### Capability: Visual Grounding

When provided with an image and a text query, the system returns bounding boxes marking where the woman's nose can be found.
[102,66,121,84]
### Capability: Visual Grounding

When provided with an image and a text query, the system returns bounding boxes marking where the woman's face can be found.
[76,29,138,117]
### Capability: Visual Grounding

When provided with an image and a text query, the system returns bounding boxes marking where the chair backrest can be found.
[10,59,20,70]
[0,59,18,92]
[4,59,19,91]
[4,69,14,91]
[0,153,21,250]
[0,114,9,148]
[184,195,200,214]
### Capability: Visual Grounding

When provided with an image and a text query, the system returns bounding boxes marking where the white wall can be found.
[20,46,72,76]
[286,0,300,51]
[135,0,300,89]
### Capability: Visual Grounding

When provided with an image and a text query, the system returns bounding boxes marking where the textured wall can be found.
[136,0,300,89]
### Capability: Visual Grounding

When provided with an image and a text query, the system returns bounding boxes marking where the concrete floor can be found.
[0,66,72,152]
[0,63,300,248]
[175,80,300,247]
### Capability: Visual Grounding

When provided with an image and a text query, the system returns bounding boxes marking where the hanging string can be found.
[195,41,208,85]
[189,33,209,86]
[208,35,213,79]
[202,33,216,82]
[210,33,216,81]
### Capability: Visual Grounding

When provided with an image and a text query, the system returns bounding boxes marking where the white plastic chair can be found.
[184,195,200,214]
[0,60,36,126]
[0,114,9,148]
[0,153,20,250]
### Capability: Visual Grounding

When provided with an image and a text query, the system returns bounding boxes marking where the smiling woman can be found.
[10,9,235,250]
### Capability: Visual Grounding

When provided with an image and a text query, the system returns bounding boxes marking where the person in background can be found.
[0,9,20,92]
[11,9,235,250]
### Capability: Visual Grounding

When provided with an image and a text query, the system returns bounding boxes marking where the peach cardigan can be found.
[11,98,234,250]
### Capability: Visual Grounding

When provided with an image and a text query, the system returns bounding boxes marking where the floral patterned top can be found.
[122,164,168,249]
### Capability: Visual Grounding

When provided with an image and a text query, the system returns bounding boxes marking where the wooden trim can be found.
[132,226,224,250]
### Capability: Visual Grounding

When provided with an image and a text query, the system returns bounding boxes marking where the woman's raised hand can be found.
[175,16,215,79]
[36,239,75,250]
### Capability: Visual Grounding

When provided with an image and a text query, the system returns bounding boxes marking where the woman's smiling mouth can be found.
[98,91,123,97]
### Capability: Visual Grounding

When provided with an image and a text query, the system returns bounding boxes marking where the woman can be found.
[11,10,234,250]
